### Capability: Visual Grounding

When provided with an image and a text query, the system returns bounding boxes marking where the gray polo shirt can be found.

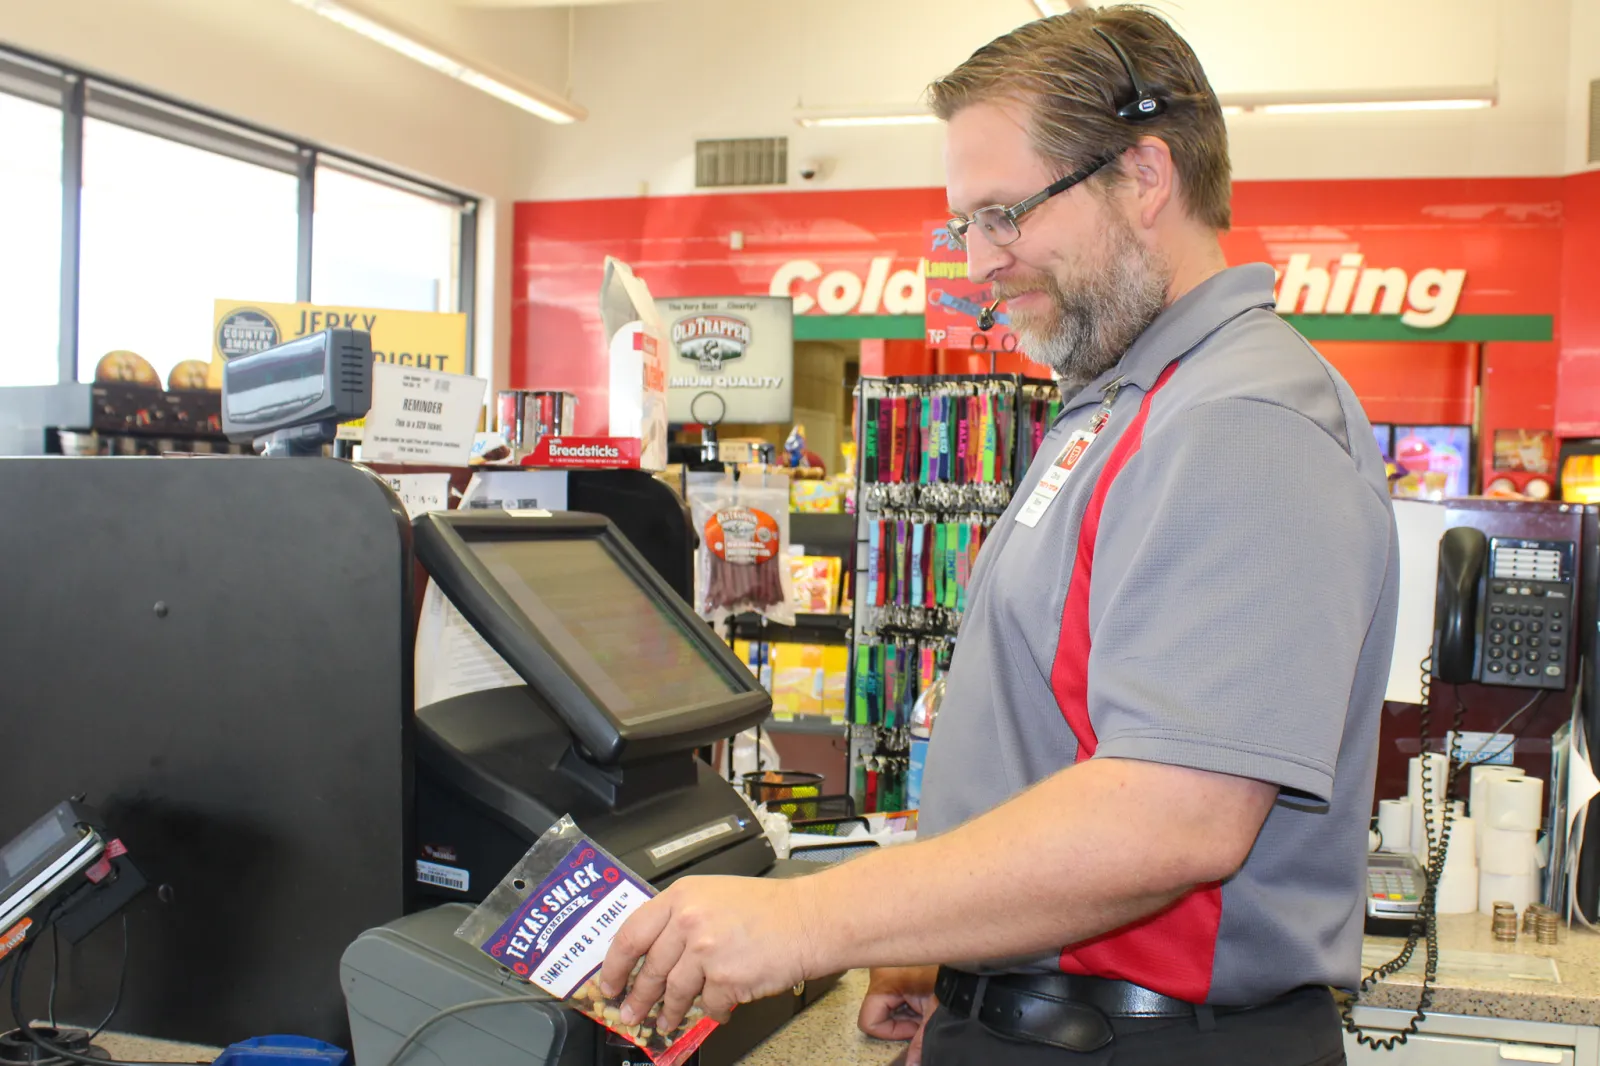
[919,264,1399,1005]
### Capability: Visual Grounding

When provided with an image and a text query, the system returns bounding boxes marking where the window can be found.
[77,118,299,385]
[0,91,63,387]
[0,44,477,398]
[312,165,461,313]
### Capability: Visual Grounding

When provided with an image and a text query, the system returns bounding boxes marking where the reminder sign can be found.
[362,363,487,466]
[209,299,469,388]
[661,295,793,424]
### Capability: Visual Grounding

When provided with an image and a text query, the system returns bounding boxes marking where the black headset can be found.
[1093,27,1166,123]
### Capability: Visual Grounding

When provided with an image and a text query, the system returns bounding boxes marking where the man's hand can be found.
[597,876,819,1033]
[858,966,938,1066]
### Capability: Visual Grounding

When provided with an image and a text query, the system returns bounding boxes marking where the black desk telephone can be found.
[1351,523,1577,1049]
[1433,526,1574,690]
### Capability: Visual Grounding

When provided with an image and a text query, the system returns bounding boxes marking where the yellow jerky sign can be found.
[209,299,468,389]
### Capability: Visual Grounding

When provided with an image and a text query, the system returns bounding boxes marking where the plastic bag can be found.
[687,469,796,626]
[455,816,715,1066]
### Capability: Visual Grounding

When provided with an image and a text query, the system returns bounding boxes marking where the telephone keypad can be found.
[1478,538,1574,691]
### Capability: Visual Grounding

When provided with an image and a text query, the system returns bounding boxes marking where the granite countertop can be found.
[92,969,904,1065]
[1359,912,1600,1024]
[96,918,1600,1063]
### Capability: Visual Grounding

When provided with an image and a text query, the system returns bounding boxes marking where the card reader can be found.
[1365,851,1426,937]
[0,800,145,964]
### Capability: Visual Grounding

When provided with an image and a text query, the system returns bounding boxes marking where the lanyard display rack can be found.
[846,373,1061,812]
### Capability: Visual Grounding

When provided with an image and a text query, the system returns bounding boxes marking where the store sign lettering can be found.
[1275,254,1466,328]
[769,257,925,315]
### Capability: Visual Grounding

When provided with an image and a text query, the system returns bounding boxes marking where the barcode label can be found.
[416,860,469,892]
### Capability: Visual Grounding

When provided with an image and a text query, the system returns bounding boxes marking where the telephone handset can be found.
[1431,527,1574,690]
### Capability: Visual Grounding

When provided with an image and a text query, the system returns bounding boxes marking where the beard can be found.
[996,206,1171,398]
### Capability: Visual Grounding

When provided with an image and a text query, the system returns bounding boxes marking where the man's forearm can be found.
[797,757,1276,978]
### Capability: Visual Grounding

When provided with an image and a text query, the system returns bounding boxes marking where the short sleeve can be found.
[1084,397,1395,802]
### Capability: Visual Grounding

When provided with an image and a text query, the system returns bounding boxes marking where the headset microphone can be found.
[977,300,1001,332]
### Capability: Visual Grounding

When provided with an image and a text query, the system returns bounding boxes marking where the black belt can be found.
[935,966,1256,1052]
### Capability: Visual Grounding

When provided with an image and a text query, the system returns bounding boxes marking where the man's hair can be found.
[928,5,1231,231]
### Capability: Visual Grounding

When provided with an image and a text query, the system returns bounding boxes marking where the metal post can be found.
[57,77,84,385]
[295,148,316,303]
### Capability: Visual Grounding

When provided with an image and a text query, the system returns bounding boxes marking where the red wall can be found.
[1556,170,1600,437]
[512,174,1596,482]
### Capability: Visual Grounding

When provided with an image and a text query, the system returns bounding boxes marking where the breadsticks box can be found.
[599,257,669,472]
[457,816,715,1066]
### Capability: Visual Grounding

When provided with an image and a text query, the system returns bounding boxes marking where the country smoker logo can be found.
[216,307,282,360]
[672,314,751,372]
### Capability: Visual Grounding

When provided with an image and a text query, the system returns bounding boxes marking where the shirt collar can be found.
[1064,263,1278,409]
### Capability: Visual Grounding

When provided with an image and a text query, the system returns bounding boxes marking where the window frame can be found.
[0,43,480,383]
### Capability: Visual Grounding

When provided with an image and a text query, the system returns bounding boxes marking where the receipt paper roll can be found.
[1377,798,1412,852]
[1479,826,1539,875]
[1470,764,1524,820]
[1485,775,1544,832]
[1478,869,1540,914]
[1435,861,1478,915]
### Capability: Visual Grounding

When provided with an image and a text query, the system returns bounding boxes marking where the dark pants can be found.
[922,985,1347,1066]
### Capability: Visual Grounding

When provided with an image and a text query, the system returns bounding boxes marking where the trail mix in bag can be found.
[456,816,715,1066]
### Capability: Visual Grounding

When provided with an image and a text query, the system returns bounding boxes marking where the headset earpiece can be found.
[1094,27,1167,123]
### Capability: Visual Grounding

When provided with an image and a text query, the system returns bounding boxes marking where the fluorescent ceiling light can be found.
[1260,98,1492,115]
[1220,87,1495,117]
[286,0,585,124]
[795,107,939,128]
[1032,0,1057,15]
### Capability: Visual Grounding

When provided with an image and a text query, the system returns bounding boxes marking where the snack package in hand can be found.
[455,816,717,1066]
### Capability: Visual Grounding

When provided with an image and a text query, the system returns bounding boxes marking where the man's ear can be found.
[1124,136,1177,230]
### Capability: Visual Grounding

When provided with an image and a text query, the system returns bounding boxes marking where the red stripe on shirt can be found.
[1048,362,1223,1004]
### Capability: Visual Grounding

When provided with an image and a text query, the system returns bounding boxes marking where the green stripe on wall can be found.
[793,314,924,340]
[791,312,1553,343]
[1281,314,1553,342]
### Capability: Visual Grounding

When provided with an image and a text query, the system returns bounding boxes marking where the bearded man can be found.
[597,8,1398,1064]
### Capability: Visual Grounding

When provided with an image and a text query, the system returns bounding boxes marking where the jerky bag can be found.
[456,816,716,1066]
[687,469,797,627]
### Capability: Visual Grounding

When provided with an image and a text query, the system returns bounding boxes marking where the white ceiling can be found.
[451,0,658,6]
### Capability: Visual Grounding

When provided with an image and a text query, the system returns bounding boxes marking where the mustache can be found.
[991,276,1060,304]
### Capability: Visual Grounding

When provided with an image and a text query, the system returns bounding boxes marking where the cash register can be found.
[0,327,835,1060]
[341,509,837,1065]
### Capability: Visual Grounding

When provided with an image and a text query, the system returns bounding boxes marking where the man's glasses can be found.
[946,155,1114,252]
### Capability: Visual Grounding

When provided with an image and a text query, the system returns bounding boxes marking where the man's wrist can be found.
[790,869,847,979]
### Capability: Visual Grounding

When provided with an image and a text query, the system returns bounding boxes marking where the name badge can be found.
[1015,430,1097,528]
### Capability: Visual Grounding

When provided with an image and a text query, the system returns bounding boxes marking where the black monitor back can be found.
[0,457,413,1046]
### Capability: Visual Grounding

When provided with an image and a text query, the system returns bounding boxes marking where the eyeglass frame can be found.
[945,154,1116,252]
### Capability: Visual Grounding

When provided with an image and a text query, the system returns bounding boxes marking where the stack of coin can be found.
[1523,904,1542,934]
[1536,908,1560,946]
[1492,901,1519,942]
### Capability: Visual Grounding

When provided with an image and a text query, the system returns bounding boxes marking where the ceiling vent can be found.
[695,137,788,187]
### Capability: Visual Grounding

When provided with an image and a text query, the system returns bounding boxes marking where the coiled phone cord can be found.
[1341,653,1466,1050]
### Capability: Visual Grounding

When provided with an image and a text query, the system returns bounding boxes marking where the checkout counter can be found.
[0,330,836,1064]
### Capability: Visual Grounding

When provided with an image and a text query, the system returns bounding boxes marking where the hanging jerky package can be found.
[456,816,716,1066]
[687,469,797,626]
